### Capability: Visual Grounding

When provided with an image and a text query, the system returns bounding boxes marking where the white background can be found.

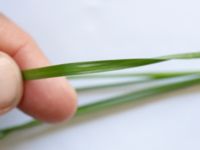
[1,0,200,149]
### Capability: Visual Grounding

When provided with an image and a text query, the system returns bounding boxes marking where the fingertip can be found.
[48,77,78,123]
[19,77,77,123]
[45,77,77,123]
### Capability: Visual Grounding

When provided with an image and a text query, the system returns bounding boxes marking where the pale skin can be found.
[0,13,77,123]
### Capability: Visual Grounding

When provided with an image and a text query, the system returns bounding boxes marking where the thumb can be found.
[0,52,23,115]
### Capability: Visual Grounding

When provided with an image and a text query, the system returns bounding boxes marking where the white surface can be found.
[1,0,200,149]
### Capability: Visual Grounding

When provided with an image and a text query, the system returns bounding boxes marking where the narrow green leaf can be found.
[23,52,200,80]
[76,78,152,92]
[0,120,42,139]
[76,75,200,115]
[69,71,200,79]
[157,51,200,59]
[23,59,163,80]
[1,75,200,139]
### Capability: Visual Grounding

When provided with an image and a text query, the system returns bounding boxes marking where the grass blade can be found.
[76,78,152,92]
[69,71,200,79]
[23,59,163,80]
[76,75,200,115]
[0,120,42,139]
[23,52,200,80]
[1,75,200,139]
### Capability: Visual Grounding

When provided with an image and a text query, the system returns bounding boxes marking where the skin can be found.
[0,13,77,123]
[0,52,23,115]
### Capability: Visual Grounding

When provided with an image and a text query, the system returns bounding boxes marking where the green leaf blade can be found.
[23,59,163,80]
[2,75,200,139]
[76,75,200,115]
[23,51,200,81]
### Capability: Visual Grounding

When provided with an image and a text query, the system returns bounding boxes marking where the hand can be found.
[0,13,77,123]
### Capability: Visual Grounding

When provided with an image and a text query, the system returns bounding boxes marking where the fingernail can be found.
[0,52,23,115]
